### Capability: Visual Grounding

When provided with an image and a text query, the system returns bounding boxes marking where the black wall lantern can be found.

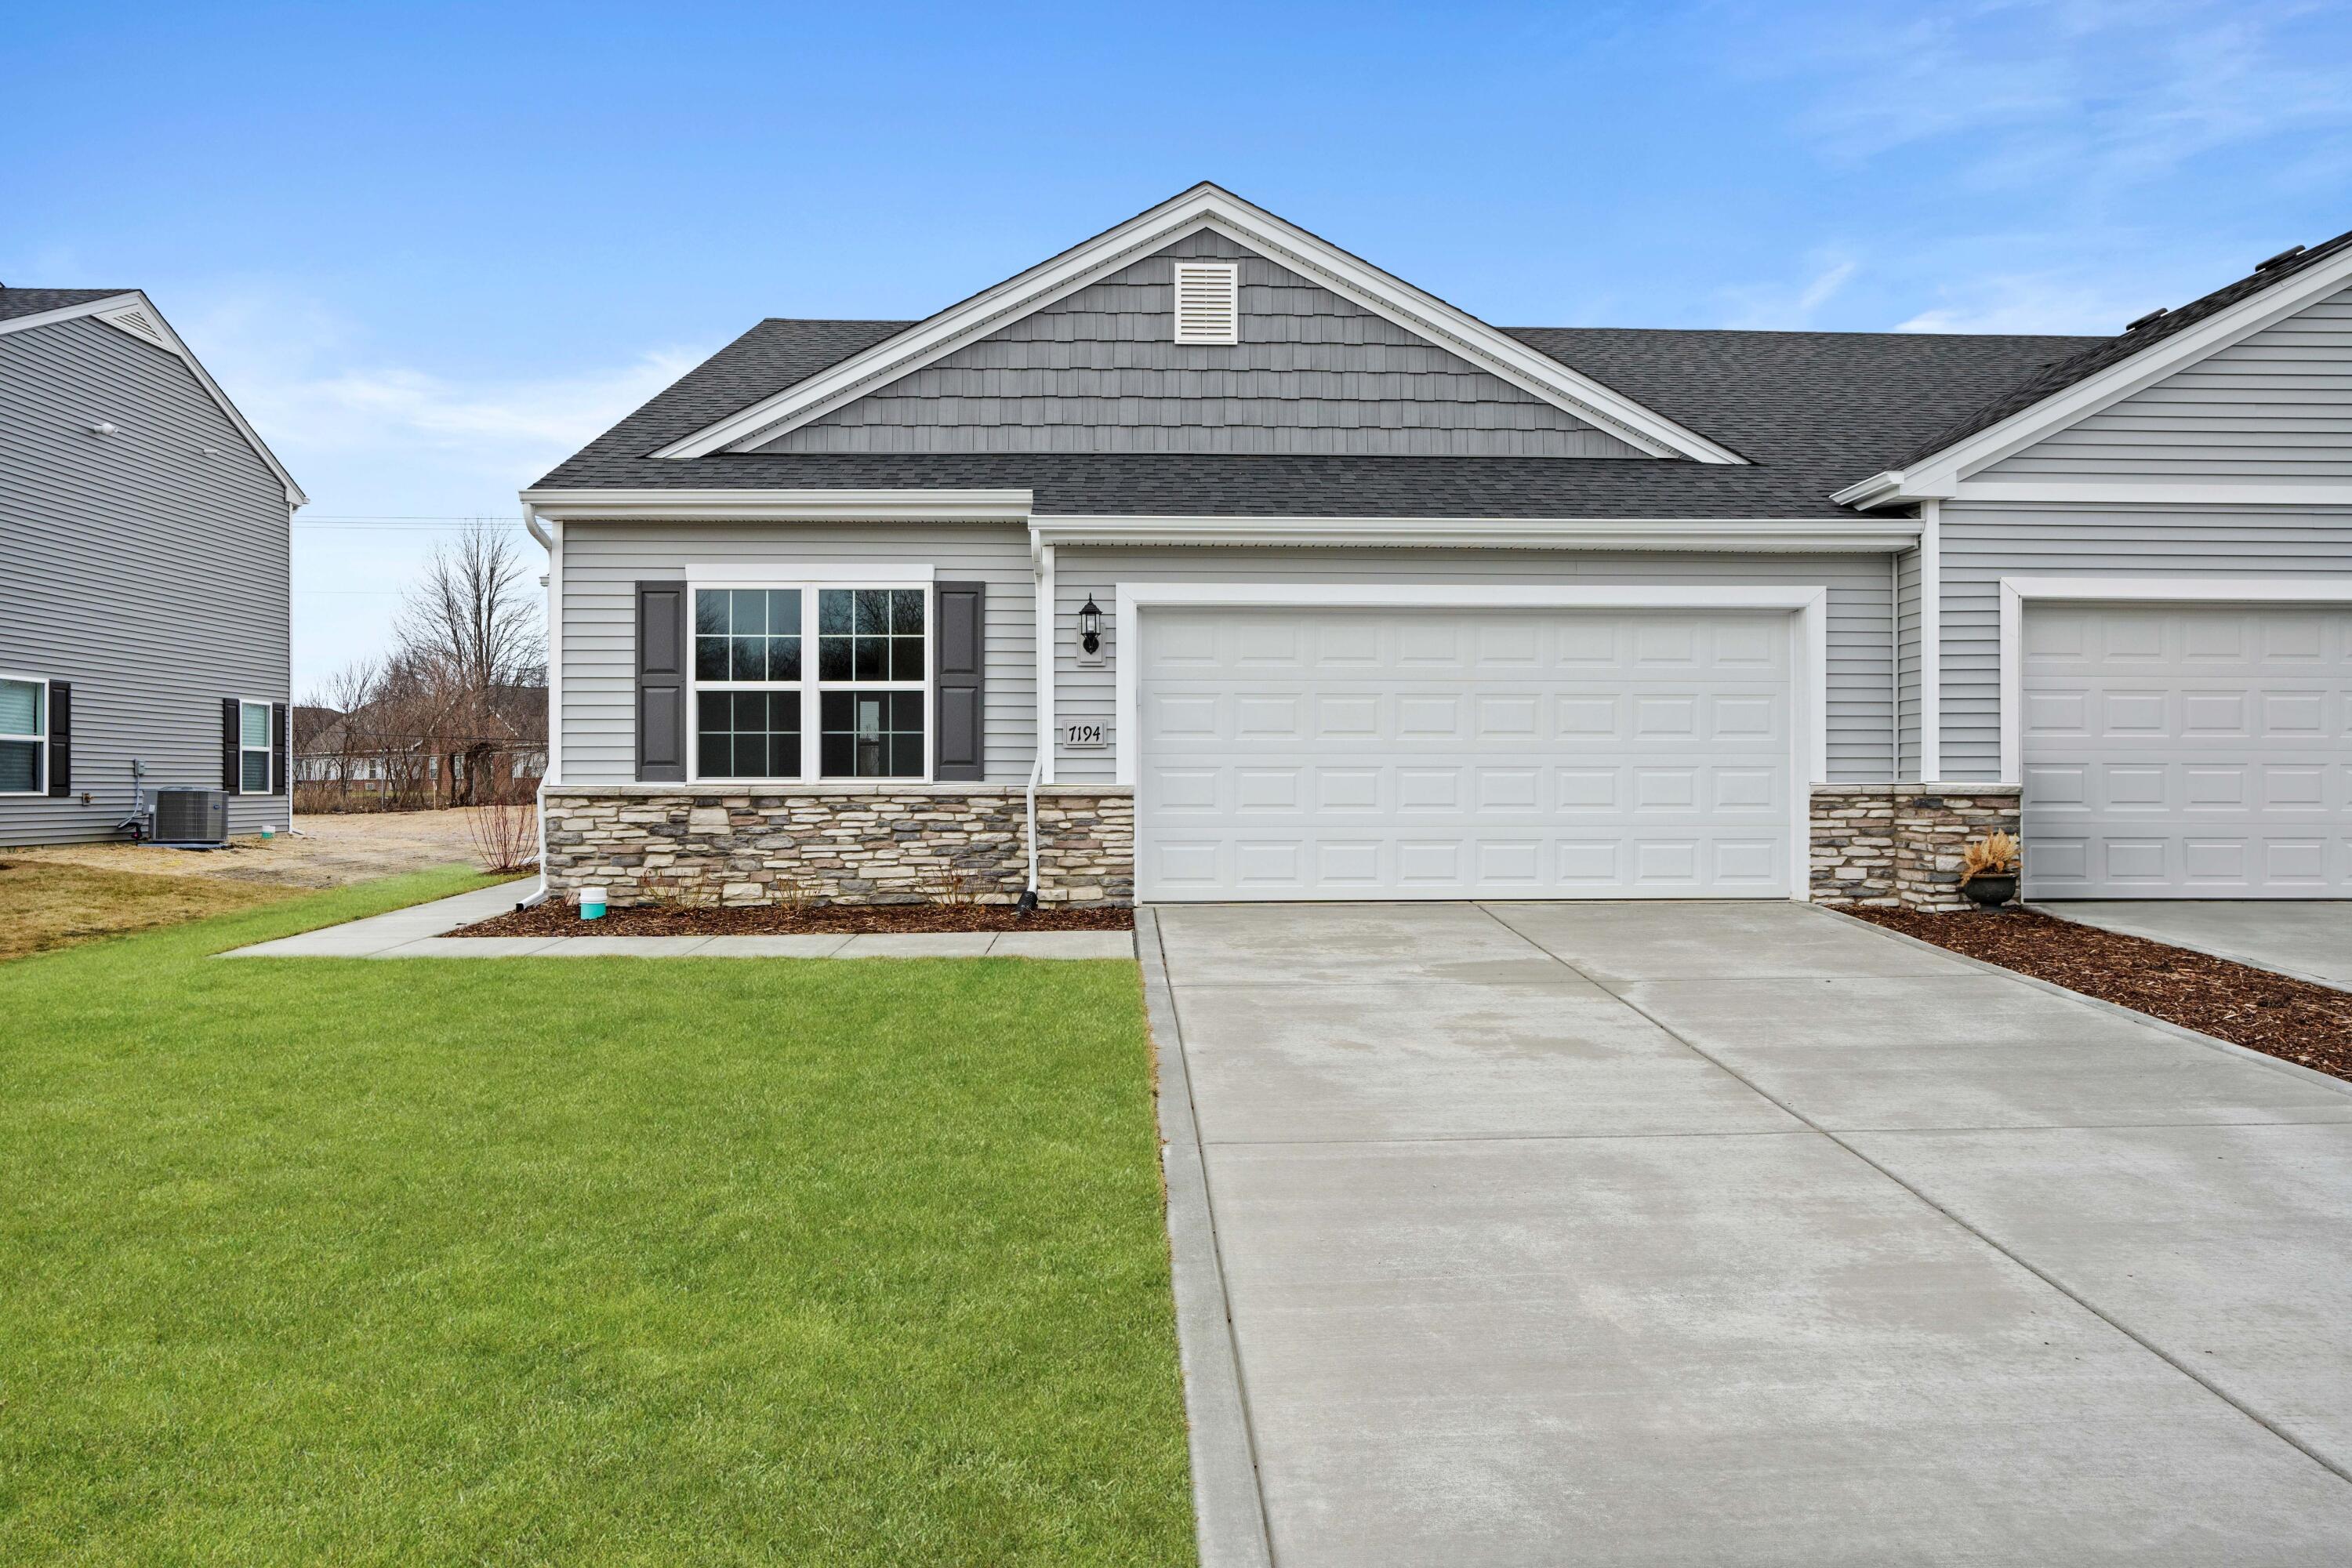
[1078,594,1103,656]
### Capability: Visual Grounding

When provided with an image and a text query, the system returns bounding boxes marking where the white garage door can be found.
[1134,605,1795,901]
[2023,603,2352,898]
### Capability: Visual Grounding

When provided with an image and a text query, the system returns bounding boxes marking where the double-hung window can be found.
[0,675,45,794]
[238,699,272,794]
[689,582,928,782]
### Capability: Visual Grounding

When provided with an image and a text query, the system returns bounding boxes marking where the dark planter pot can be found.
[1961,873,2018,909]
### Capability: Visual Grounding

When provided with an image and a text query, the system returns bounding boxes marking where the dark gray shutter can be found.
[222,698,241,790]
[271,702,289,796]
[933,580,985,781]
[636,581,688,782]
[46,681,70,797]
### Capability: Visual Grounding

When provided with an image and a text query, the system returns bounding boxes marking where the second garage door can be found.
[2023,603,2352,898]
[1134,605,1797,901]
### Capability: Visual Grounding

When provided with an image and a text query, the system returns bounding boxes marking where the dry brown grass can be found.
[0,860,299,961]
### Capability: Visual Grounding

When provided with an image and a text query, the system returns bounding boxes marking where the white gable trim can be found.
[1836,241,2352,510]
[652,184,1747,466]
[518,487,1033,521]
[0,289,308,506]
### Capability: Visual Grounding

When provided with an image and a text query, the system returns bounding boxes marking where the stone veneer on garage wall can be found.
[1809,783,2024,913]
[543,786,1133,907]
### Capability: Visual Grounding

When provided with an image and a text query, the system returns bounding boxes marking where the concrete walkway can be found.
[2038,900,2352,993]
[223,884,1134,960]
[1147,900,2352,1566]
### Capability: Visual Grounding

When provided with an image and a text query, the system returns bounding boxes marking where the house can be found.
[296,686,548,808]
[523,184,2352,910]
[1,285,303,844]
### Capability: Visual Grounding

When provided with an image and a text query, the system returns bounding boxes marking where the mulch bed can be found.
[1846,906,2352,1083]
[456,901,1134,938]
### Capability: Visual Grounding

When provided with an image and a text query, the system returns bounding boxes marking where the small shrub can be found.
[466,794,539,875]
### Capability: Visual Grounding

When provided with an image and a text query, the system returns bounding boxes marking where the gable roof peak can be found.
[650,186,1748,466]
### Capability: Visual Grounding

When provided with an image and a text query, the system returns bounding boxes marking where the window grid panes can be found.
[818,588,927,684]
[695,588,801,684]
[0,677,42,794]
[697,690,800,779]
[688,583,927,782]
[239,700,271,796]
[820,690,925,779]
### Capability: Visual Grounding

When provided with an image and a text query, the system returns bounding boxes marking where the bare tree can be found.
[394,521,546,805]
[395,521,545,692]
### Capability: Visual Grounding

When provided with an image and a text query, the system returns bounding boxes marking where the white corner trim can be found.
[1036,543,1057,785]
[1919,499,1941,782]
[0,289,308,506]
[1996,574,2352,783]
[686,561,934,583]
[650,184,1746,465]
[519,488,1033,522]
[1029,514,1914,552]
[1845,240,2352,507]
[1109,582,1829,899]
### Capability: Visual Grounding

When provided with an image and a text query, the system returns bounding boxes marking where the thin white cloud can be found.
[1720,256,1860,328]
[1743,0,2352,199]
[176,290,703,502]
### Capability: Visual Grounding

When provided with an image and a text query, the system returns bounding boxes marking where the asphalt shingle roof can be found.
[1888,224,2352,470]
[536,318,2103,518]
[0,286,132,323]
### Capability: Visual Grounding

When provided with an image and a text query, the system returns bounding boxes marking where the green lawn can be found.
[0,869,1192,1566]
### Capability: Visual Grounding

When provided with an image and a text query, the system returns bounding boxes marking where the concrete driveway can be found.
[2039,901,2352,993]
[1148,900,2352,1566]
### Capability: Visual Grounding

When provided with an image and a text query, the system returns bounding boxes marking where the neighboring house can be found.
[296,689,547,806]
[524,184,2352,909]
[1,285,303,845]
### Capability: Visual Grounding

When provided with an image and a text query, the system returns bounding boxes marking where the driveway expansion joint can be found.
[1470,899,2352,1493]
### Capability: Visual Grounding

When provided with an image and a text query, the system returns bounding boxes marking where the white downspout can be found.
[522,503,557,907]
[1920,499,1942,782]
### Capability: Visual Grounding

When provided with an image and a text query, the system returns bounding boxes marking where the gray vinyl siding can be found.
[761,231,1648,459]
[1895,546,1921,779]
[1936,503,2352,779]
[0,314,289,844]
[555,521,1036,784]
[1980,285,2352,480]
[1050,548,1896,784]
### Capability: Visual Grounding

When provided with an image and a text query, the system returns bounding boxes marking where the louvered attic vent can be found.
[1171,261,1239,345]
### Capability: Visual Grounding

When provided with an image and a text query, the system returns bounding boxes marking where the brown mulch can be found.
[456,900,1134,938]
[1846,907,2352,1083]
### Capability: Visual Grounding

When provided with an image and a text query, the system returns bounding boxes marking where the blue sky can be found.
[7,0,2350,691]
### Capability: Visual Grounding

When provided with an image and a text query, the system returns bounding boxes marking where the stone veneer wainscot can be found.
[1809,783,2024,913]
[543,784,1134,908]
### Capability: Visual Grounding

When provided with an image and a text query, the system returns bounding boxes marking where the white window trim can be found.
[684,577,935,786]
[237,697,274,796]
[1110,583,1831,902]
[0,670,49,797]
[1997,575,2352,785]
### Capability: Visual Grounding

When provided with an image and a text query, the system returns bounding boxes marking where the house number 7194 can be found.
[1061,723,1106,750]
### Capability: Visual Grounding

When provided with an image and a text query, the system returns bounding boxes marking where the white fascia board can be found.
[518,488,1033,521]
[1857,242,2352,506]
[1030,514,1917,552]
[1945,479,2352,508]
[1995,573,2352,782]
[652,184,1745,465]
[1,289,309,506]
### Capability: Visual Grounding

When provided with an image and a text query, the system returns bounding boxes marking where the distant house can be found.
[0,285,303,845]
[295,686,547,808]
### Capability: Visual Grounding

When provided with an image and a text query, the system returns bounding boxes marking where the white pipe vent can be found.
[1171,261,1239,345]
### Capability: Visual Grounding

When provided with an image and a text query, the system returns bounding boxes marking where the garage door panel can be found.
[1137,606,1795,901]
[2023,604,2352,898]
